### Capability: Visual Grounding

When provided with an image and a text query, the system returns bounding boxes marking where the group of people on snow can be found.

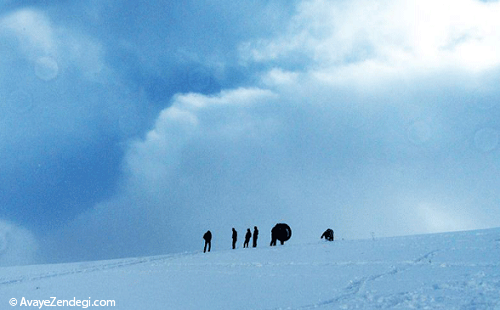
[203,224,334,253]
[204,226,259,253]
[235,226,259,249]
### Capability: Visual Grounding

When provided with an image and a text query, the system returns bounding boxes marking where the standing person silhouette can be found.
[253,226,259,248]
[243,228,251,248]
[203,230,212,253]
[232,228,237,249]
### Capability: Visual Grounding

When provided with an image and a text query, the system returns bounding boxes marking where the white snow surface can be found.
[2,228,500,309]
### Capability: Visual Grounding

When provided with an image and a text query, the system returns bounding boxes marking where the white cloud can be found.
[125,88,277,183]
[0,9,55,55]
[0,8,106,81]
[242,0,500,77]
[0,220,38,267]
[415,202,478,233]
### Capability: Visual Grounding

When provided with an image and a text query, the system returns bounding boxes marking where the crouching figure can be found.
[321,229,334,241]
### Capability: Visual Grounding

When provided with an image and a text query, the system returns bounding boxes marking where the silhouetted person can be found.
[321,229,334,241]
[270,223,292,246]
[253,226,259,248]
[243,228,251,248]
[232,228,237,249]
[203,230,212,253]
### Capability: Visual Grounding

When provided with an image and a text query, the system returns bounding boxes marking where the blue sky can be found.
[1,0,500,266]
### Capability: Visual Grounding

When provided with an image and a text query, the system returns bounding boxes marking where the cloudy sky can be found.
[1,0,500,266]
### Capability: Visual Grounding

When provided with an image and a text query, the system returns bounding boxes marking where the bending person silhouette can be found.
[243,228,251,248]
[321,229,334,241]
[232,228,237,249]
[270,223,292,246]
[203,230,212,253]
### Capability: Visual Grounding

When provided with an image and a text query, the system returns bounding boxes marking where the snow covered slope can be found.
[2,228,500,309]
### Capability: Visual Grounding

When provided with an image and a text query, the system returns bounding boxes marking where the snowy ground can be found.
[1,228,500,309]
